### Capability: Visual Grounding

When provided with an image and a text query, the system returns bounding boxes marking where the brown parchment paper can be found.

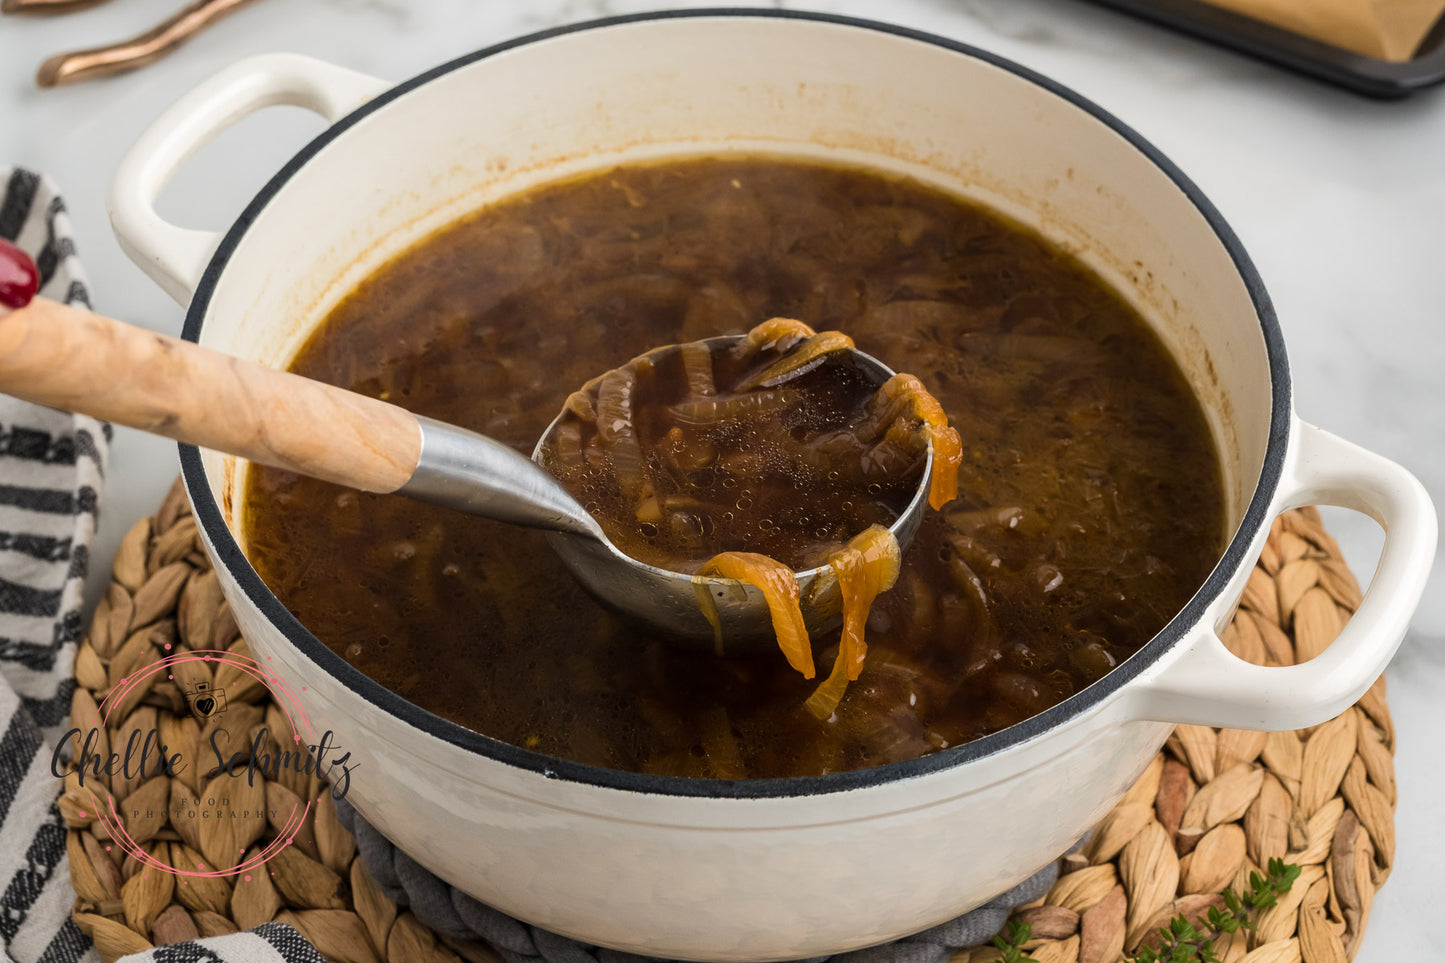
[1200,0,1445,60]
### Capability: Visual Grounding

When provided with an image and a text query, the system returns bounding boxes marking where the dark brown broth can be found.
[242,156,1225,778]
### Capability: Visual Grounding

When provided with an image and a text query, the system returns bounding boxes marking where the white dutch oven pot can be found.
[109,12,1435,962]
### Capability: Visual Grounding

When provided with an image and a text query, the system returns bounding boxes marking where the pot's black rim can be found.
[180,8,1291,800]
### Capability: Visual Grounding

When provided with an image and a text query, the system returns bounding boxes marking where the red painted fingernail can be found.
[0,238,39,309]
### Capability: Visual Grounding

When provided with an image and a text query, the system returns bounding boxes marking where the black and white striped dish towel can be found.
[0,166,107,963]
[0,168,318,963]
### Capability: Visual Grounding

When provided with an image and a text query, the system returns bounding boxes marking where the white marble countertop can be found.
[1,0,1441,959]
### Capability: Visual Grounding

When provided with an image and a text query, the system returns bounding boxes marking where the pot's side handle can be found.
[108,53,391,306]
[1124,421,1436,731]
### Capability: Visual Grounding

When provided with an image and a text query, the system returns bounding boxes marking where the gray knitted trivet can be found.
[334,797,1067,963]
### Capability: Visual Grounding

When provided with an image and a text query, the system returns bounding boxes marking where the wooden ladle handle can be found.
[0,297,421,492]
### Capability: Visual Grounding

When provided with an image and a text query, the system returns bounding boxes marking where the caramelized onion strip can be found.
[925,424,963,510]
[736,331,857,391]
[697,552,814,678]
[596,367,647,500]
[854,374,962,510]
[551,422,585,474]
[743,317,816,352]
[804,525,901,719]
[668,388,802,426]
[680,340,716,398]
[563,389,596,422]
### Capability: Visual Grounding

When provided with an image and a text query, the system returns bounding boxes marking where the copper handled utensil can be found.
[32,0,262,88]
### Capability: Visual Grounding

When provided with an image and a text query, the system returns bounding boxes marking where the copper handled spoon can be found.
[0,240,931,647]
[32,0,262,88]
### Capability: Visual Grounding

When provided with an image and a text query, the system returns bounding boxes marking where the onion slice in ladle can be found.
[696,552,815,677]
[804,525,902,720]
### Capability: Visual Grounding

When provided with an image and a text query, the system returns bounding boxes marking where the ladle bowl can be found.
[531,335,934,649]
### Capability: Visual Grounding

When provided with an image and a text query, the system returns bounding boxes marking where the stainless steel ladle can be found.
[0,294,930,649]
[526,335,933,648]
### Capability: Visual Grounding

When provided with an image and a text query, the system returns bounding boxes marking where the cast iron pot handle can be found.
[1126,419,1436,731]
[109,53,391,305]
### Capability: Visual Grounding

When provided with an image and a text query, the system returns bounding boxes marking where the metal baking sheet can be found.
[1077,0,1445,98]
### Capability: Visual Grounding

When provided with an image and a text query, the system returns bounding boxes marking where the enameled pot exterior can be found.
[109,13,1436,961]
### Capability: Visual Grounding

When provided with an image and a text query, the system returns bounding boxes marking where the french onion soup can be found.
[241,156,1224,779]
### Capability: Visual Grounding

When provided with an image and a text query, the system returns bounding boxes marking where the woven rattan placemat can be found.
[60,481,1391,963]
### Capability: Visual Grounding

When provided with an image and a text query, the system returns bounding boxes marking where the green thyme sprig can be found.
[1132,858,1301,963]
[991,919,1033,963]
[989,859,1301,963]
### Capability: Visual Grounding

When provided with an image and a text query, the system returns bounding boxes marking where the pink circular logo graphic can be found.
[58,648,354,880]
